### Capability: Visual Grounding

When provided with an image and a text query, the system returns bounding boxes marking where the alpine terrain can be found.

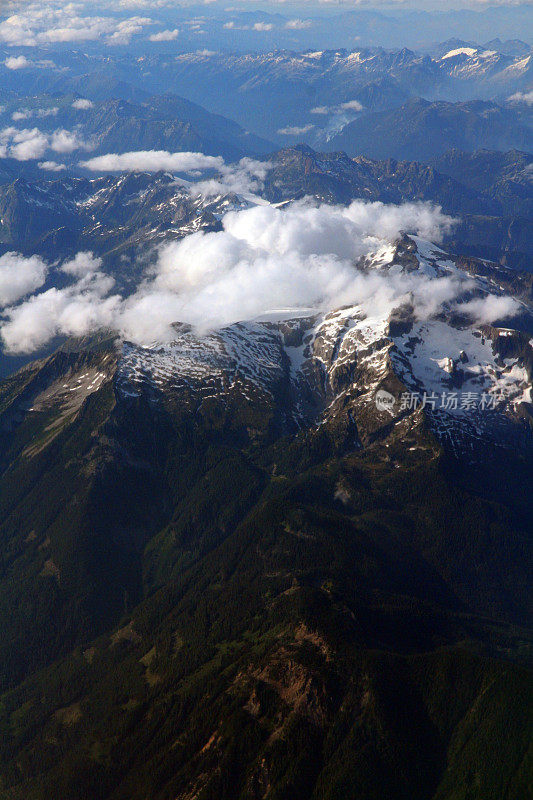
[0,1,532,799]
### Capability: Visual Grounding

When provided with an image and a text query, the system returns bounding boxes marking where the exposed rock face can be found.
[0,172,230,269]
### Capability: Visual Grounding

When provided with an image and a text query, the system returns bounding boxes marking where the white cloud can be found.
[107,16,152,45]
[4,55,31,69]
[12,110,32,122]
[79,151,268,196]
[117,0,173,6]
[189,157,272,199]
[38,160,66,171]
[457,294,520,323]
[61,251,104,277]
[0,199,457,353]
[278,124,315,136]
[508,91,533,106]
[80,150,224,173]
[1,263,119,354]
[50,129,92,154]
[2,197,518,357]
[0,127,49,160]
[312,99,363,115]
[0,252,47,307]
[252,22,274,31]
[149,28,179,41]
[285,19,312,29]
[0,250,117,352]
[12,107,58,121]
[0,126,91,160]
[38,106,59,117]
[340,100,363,112]
[116,201,459,341]
[0,7,152,48]
[72,98,94,110]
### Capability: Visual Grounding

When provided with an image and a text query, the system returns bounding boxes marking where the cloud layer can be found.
[278,124,314,136]
[2,196,517,356]
[116,200,461,341]
[79,150,270,198]
[0,253,47,307]
[0,126,91,160]
[508,90,533,106]
[1,253,119,353]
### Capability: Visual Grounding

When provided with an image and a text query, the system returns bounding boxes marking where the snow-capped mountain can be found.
[9,232,527,471]
[114,235,532,458]
[153,46,533,140]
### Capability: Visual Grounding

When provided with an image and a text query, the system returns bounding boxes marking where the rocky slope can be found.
[1,92,275,164]
[262,146,533,271]
[0,172,236,269]
[48,95,273,162]
[1,146,532,272]
[116,237,533,462]
[0,235,531,800]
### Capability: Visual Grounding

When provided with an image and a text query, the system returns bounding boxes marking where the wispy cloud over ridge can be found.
[80,150,225,173]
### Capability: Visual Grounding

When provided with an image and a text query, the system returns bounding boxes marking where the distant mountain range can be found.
[264,146,533,271]
[327,98,533,160]
[3,42,532,151]
[263,145,532,215]
[134,46,533,143]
